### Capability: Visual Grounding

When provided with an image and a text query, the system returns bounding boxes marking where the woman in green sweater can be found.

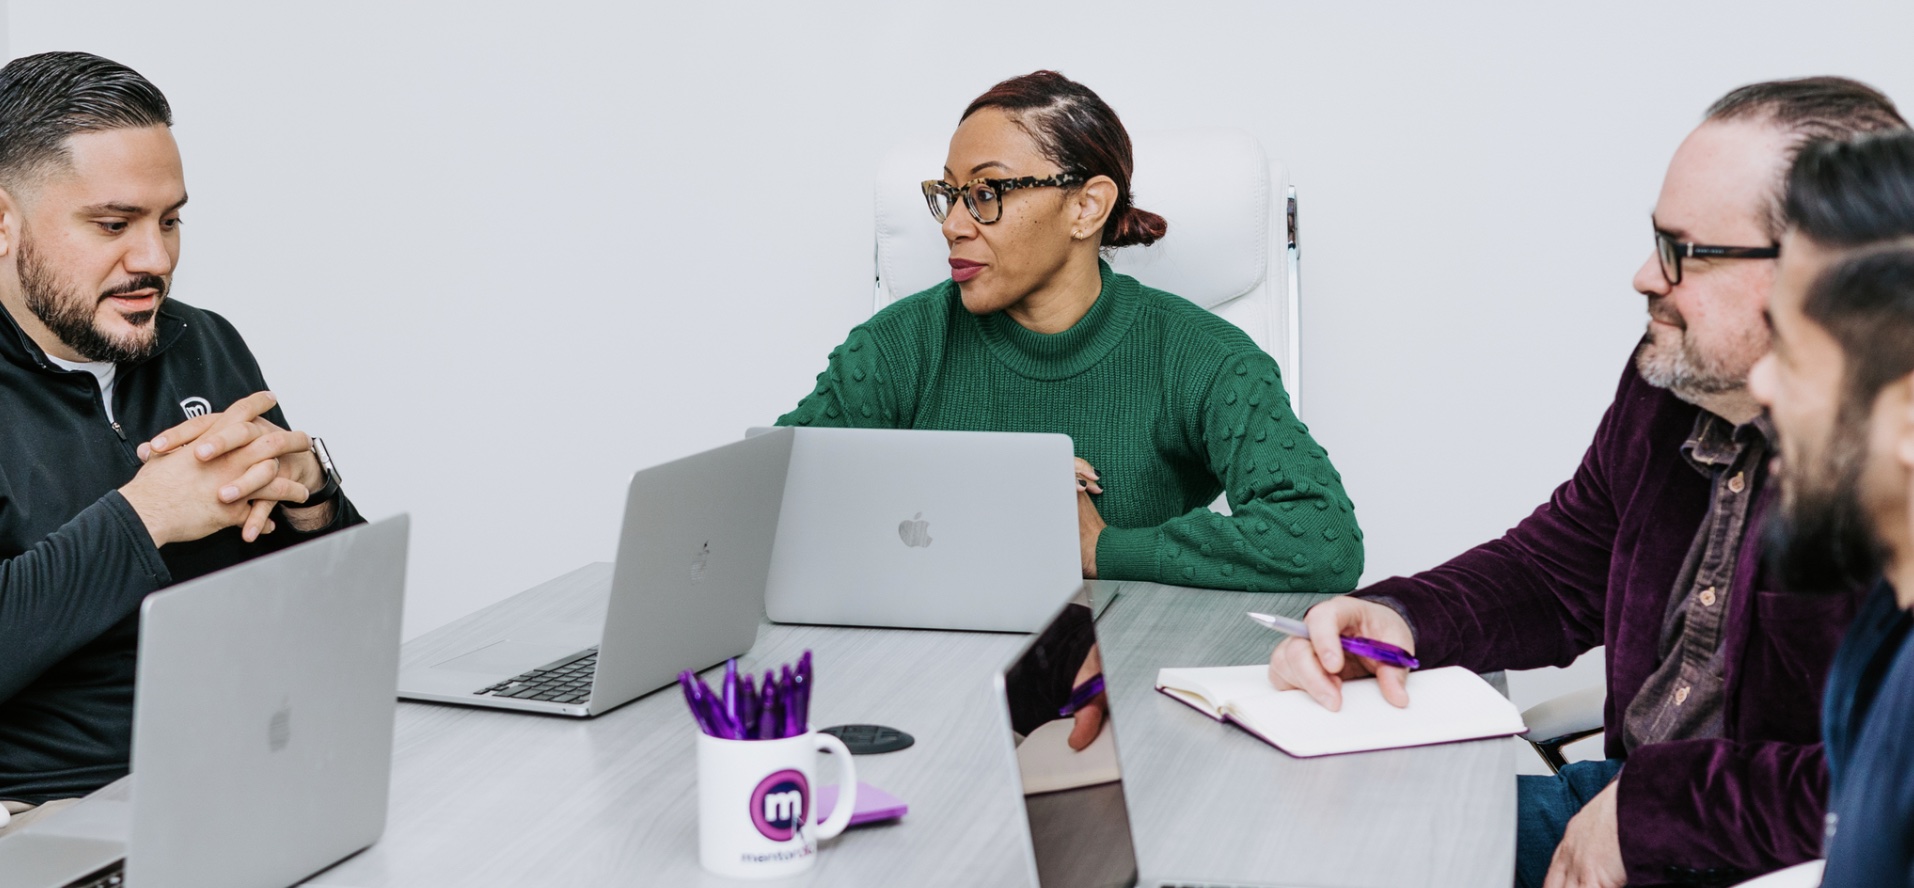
[778,71,1363,593]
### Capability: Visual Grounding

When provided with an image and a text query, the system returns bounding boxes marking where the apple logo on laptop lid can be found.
[691,541,711,581]
[268,698,292,752]
[897,513,932,549]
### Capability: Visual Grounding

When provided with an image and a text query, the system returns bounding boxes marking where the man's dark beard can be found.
[19,235,167,364]
[1765,410,1886,594]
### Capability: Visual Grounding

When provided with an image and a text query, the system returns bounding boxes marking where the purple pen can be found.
[722,659,741,738]
[690,674,726,737]
[679,671,714,736]
[758,672,782,740]
[1058,674,1105,717]
[740,671,761,740]
[1247,612,1421,670]
[780,664,798,739]
[796,651,813,731]
[699,672,737,740]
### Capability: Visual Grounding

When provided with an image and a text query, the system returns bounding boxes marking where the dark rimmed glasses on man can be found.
[921,172,1087,225]
[1653,227,1779,286]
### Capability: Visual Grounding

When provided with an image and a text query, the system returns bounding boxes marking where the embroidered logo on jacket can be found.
[180,396,212,419]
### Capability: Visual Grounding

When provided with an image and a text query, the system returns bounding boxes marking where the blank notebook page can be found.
[1158,665,1526,757]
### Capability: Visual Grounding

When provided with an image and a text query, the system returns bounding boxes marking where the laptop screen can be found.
[1001,602,1140,888]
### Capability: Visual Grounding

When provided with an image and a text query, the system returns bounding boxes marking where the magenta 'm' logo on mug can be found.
[749,769,810,841]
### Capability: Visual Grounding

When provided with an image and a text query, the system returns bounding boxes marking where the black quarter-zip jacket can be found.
[0,298,361,804]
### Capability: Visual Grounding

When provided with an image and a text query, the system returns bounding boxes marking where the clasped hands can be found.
[117,391,332,547]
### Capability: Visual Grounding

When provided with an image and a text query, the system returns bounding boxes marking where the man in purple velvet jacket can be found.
[1267,81,1906,888]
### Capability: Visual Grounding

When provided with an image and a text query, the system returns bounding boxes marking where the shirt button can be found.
[1728,472,1745,493]
[1675,685,1691,705]
[1700,587,1718,607]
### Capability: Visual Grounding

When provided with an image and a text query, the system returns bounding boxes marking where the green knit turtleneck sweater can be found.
[777,262,1363,592]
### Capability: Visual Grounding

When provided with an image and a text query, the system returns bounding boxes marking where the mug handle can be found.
[811,732,858,840]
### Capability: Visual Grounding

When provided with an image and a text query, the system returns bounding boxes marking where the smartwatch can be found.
[303,436,344,506]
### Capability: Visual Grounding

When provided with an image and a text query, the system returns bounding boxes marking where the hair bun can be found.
[1105,206,1167,248]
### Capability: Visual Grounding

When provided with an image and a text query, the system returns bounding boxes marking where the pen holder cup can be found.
[697,727,858,879]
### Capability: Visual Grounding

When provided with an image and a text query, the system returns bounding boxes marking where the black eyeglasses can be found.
[921,172,1087,225]
[1654,227,1779,285]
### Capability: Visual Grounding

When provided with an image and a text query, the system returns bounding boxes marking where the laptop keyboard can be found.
[472,648,597,704]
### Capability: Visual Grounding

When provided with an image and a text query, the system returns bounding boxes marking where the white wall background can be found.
[12,2,1914,750]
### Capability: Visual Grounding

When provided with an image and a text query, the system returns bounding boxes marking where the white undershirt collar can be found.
[43,353,120,424]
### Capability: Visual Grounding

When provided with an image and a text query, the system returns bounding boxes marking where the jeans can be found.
[1515,758,1626,888]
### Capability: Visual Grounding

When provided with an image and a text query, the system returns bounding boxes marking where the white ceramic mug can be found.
[697,728,858,879]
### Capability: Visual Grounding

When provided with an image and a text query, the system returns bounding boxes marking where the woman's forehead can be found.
[946,108,1049,179]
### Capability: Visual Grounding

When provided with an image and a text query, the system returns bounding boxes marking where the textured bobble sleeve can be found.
[1095,352,1365,592]
[775,325,909,429]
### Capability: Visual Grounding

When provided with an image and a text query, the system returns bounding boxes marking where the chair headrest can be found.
[875,127,1281,310]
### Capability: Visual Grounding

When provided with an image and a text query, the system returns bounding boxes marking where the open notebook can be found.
[1155,664,1526,757]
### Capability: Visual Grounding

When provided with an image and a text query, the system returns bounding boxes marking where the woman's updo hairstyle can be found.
[961,70,1167,248]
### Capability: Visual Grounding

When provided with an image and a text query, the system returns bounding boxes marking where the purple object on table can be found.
[679,672,715,736]
[721,660,741,736]
[797,651,813,728]
[740,673,760,739]
[758,672,782,740]
[679,655,819,740]
[779,664,798,738]
[814,781,908,827]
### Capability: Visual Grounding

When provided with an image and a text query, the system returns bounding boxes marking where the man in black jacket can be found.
[1753,130,1914,888]
[0,51,362,834]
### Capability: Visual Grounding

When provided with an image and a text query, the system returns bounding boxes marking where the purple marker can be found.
[1058,674,1105,717]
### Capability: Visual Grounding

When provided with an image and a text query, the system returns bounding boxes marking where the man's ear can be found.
[1072,175,1118,242]
[1894,372,1914,470]
[0,186,24,259]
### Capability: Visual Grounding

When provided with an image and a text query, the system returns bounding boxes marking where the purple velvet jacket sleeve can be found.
[1354,364,1832,884]
[1352,377,1630,674]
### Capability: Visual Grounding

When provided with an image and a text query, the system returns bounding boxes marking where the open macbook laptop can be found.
[0,513,409,888]
[397,428,793,716]
[751,427,1083,633]
[995,600,1287,888]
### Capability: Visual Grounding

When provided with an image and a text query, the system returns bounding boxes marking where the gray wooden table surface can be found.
[1094,580,1516,888]
[301,569,1513,887]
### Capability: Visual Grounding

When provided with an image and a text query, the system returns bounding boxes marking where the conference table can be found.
[302,565,1515,887]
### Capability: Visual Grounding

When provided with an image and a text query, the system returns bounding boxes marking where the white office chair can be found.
[872,128,1305,417]
[1730,860,1824,887]
[1519,683,1608,773]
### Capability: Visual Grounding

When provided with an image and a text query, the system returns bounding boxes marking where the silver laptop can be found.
[0,514,409,888]
[397,429,793,716]
[756,427,1083,633]
[995,600,1286,888]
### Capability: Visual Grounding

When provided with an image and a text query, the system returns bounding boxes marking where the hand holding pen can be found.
[1261,598,1419,712]
[1057,643,1107,752]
